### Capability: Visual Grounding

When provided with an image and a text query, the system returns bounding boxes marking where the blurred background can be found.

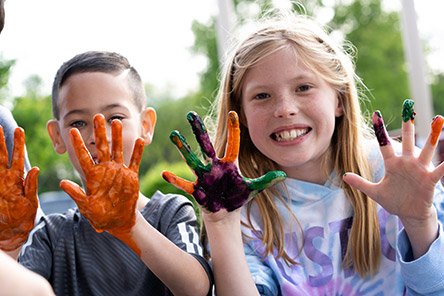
[0,0,443,215]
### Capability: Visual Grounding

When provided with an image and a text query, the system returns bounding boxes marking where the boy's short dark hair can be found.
[51,51,146,120]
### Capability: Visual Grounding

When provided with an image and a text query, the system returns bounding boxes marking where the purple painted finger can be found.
[187,111,216,160]
[373,111,390,146]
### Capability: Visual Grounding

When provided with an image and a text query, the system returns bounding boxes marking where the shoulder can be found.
[142,191,196,225]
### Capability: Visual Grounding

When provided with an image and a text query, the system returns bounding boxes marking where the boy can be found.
[18,51,212,295]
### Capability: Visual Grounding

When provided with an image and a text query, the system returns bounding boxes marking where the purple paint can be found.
[373,111,390,146]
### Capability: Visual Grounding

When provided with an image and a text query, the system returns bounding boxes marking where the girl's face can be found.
[241,47,343,184]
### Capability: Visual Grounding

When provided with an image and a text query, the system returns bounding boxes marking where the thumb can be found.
[60,180,87,209]
[24,167,40,208]
[342,172,378,201]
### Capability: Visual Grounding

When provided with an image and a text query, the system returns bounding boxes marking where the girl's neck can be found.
[280,157,333,185]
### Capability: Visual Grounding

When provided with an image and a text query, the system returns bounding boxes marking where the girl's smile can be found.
[241,46,343,183]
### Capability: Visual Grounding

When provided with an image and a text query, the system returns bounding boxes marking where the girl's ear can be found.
[47,120,67,154]
[140,107,157,145]
[335,96,344,117]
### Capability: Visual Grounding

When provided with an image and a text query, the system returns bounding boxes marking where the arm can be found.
[162,111,286,296]
[343,100,444,258]
[0,250,54,296]
[59,114,210,296]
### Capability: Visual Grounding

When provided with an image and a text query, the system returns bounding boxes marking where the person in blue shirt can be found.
[163,11,444,296]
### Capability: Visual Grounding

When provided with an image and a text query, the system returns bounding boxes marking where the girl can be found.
[163,12,444,295]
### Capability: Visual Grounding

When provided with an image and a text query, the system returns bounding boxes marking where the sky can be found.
[0,0,443,103]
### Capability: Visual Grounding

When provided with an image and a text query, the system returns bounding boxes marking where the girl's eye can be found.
[70,121,86,128]
[297,84,312,92]
[254,93,270,100]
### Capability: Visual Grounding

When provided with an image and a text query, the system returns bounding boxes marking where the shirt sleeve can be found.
[153,192,214,295]
[398,182,444,295]
[397,224,444,295]
[18,216,59,279]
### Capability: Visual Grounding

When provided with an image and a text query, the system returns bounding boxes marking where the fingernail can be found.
[430,115,444,145]
[402,99,416,123]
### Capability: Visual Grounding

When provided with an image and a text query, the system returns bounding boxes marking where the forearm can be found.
[400,208,439,259]
[122,212,210,296]
[204,211,259,296]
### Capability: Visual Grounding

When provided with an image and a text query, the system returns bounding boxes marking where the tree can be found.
[11,77,78,193]
[330,0,409,130]
[0,56,15,104]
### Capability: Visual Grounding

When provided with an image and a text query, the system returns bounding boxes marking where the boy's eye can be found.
[297,84,312,92]
[254,93,270,100]
[108,115,124,123]
[70,121,86,128]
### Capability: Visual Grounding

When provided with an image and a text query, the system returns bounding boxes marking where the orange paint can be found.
[430,115,444,145]
[0,127,39,251]
[62,114,142,254]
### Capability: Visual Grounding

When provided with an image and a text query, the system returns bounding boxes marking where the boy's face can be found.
[47,71,156,185]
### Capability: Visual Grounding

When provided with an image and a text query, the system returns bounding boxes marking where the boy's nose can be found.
[274,95,298,118]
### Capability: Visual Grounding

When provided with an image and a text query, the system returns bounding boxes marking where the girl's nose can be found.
[274,95,298,118]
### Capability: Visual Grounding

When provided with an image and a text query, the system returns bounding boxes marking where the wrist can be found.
[400,208,438,259]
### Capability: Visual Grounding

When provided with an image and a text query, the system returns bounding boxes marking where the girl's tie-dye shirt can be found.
[241,142,444,296]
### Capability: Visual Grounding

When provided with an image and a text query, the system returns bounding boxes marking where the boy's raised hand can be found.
[60,114,144,240]
[343,100,444,257]
[0,127,39,252]
[162,111,286,213]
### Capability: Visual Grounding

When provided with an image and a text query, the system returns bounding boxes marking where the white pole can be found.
[400,0,434,144]
[216,0,236,65]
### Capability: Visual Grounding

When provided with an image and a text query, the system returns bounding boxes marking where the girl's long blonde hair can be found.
[208,12,381,278]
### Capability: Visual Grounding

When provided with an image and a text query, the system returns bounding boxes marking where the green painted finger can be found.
[247,170,286,198]
[169,130,207,175]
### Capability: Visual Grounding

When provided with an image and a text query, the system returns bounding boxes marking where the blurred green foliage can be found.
[0,0,443,200]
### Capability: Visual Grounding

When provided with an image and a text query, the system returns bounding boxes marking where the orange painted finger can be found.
[221,111,240,163]
[24,167,39,208]
[129,138,145,173]
[418,115,444,165]
[94,114,111,163]
[11,127,25,172]
[60,179,88,209]
[70,128,94,173]
[111,119,123,164]
[0,126,8,169]
[161,171,195,195]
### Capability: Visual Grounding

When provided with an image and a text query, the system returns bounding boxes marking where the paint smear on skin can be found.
[402,99,416,123]
[373,111,391,146]
[187,111,216,159]
[430,115,444,145]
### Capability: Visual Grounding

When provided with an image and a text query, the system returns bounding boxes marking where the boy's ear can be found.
[47,120,67,154]
[140,107,156,145]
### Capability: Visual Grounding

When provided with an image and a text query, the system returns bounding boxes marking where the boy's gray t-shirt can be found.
[19,191,212,296]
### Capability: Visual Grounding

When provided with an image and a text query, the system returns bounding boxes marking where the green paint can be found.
[375,110,382,118]
[170,131,206,174]
[248,170,286,191]
[402,99,415,122]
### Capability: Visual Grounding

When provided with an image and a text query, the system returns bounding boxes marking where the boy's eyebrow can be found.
[61,104,128,121]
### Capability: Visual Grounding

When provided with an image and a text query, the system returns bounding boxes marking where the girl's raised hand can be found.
[343,100,444,257]
[0,127,39,252]
[60,114,144,254]
[162,111,286,213]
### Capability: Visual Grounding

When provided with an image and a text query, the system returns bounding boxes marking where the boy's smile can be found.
[47,71,155,186]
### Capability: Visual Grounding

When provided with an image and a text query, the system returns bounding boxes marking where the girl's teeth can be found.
[275,129,308,141]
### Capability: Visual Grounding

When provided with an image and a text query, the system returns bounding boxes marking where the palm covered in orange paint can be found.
[60,114,144,236]
[0,127,39,251]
